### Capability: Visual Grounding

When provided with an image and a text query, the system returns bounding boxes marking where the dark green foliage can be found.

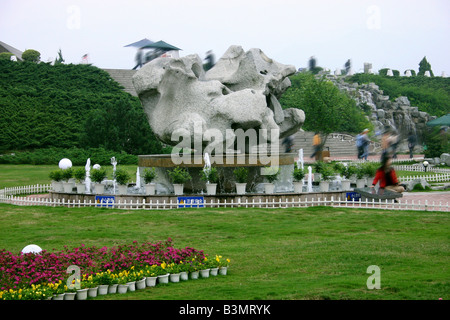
[0,53,13,61]
[114,168,131,185]
[280,72,372,135]
[0,60,165,156]
[0,147,138,165]
[423,127,450,158]
[348,73,450,117]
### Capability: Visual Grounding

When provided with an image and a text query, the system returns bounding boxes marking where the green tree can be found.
[21,49,41,63]
[418,56,434,77]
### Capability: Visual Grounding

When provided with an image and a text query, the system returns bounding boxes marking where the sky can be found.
[1,0,449,75]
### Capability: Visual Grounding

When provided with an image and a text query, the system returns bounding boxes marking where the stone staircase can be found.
[103,69,138,96]
[280,131,358,157]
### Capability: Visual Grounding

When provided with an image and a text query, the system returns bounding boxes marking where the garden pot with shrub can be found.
[168,167,191,195]
[233,167,248,195]
[143,168,157,195]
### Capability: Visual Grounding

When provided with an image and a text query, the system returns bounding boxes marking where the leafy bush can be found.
[168,167,191,184]
[0,52,13,61]
[49,170,63,182]
[292,163,306,182]
[114,168,131,185]
[21,49,40,63]
[73,167,86,183]
[61,168,73,182]
[143,168,157,184]
[319,164,335,181]
[200,167,219,184]
[91,168,108,183]
[233,167,248,183]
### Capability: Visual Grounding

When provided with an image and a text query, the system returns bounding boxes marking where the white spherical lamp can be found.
[59,158,72,170]
[21,244,43,254]
[93,164,101,170]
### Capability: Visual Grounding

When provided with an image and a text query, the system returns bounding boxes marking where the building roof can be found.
[0,41,24,60]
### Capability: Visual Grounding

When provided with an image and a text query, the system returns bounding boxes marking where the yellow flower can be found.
[227,259,230,263]
[161,262,166,269]
[18,294,22,299]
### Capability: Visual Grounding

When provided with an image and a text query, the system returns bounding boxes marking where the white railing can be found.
[2,184,51,196]
[400,173,450,183]
[1,194,448,212]
[394,165,450,174]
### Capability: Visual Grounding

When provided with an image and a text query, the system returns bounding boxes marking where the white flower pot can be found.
[53,293,65,300]
[173,184,184,195]
[108,284,118,294]
[76,289,88,300]
[94,183,105,194]
[76,183,86,194]
[200,269,210,278]
[190,271,199,280]
[145,183,156,195]
[157,274,169,284]
[319,181,329,192]
[98,285,109,295]
[169,273,181,283]
[219,267,228,275]
[136,278,146,290]
[210,268,219,276]
[52,181,63,192]
[63,182,74,193]
[117,284,128,294]
[64,292,76,300]
[206,183,217,195]
[88,287,98,298]
[118,184,127,195]
[145,276,157,287]
[264,183,275,194]
[180,271,188,281]
[126,281,136,292]
[293,181,303,193]
[341,180,351,191]
[356,179,366,188]
[235,183,246,195]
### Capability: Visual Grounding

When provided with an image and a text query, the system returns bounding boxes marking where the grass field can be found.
[0,203,448,300]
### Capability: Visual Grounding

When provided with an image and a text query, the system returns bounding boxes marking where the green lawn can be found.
[0,203,448,300]
[0,164,138,189]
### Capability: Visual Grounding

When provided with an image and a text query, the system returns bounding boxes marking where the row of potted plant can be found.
[0,256,231,300]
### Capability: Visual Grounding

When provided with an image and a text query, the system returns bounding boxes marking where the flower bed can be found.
[0,238,230,300]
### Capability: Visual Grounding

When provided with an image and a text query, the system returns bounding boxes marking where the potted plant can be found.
[143,265,158,287]
[335,163,356,191]
[167,263,181,283]
[168,167,191,195]
[233,167,248,195]
[200,167,219,195]
[143,168,157,195]
[61,168,74,193]
[114,168,131,195]
[312,161,325,182]
[155,262,170,284]
[91,168,107,194]
[218,256,231,276]
[318,163,334,192]
[49,170,63,192]
[73,167,86,194]
[292,163,306,193]
[263,166,279,194]
[355,164,366,188]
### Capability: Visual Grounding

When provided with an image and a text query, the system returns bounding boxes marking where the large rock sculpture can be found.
[132,45,304,153]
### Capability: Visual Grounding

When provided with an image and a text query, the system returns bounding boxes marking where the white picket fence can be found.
[2,184,51,196]
[394,165,450,174]
[399,173,450,183]
[1,190,448,212]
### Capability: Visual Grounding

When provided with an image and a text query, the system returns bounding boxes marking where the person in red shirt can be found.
[371,155,405,193]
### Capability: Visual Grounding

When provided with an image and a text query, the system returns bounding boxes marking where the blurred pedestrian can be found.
[282,135,294,153]
[310,132,321,159]
[361,129,370,160]
[407,131,417,159]
[356,132,363,159]
[132,48,143,70]
[204,50,215,71]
